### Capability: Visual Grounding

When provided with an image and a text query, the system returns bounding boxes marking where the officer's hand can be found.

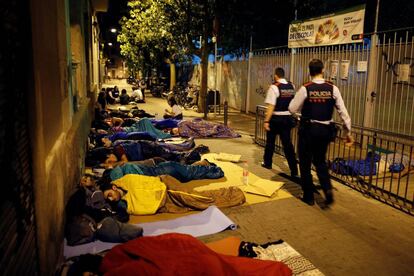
[345,134,354,147]
[264,122,270,131]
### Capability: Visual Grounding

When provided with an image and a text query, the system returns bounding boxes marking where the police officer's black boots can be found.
[324,189,334,206]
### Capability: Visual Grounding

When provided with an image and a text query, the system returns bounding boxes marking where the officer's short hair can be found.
[309,59,324,76]
[274,67,285,78]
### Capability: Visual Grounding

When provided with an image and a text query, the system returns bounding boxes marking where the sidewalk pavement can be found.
[105,81,414,276]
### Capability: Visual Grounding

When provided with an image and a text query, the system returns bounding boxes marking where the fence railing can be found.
[255,105,414,214]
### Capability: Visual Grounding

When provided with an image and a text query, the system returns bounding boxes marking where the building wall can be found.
[30,0,94,274]
[0,0,39,274]
[91,14,101,93]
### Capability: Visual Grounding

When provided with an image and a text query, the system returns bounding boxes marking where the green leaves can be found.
[119,0,202,71]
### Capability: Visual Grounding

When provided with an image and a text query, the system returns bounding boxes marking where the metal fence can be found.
[248,44,369,127]
[255,105,414,214]
[248,28,414,136]
[374,31,414,135]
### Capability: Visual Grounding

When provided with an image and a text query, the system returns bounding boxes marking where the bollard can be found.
[224,101,228,126]
[204,95,208,119]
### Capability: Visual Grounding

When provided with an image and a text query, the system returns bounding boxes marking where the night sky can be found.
[98,0,414,54]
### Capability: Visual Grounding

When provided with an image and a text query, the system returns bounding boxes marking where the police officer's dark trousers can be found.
[298,122,332,200]
[263,115,298,174]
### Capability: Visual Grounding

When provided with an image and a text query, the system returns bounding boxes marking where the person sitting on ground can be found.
[97,89,107,110]
[94,90,107,120]
[112,86,120,99]
[164,97,183,120]
[131,86,144,103]
[119,89,130,105]
[105,87,117,105]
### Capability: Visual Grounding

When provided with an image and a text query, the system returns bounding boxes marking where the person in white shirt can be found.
[289,59,354,207]
[262,67,298,177]
[131,87,144,102]
[163,97,183,120]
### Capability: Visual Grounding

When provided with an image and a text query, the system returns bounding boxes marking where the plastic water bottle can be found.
[242,161,249,185]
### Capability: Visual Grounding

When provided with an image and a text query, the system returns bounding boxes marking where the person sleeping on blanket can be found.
[93,132,195,152]
[110,117,172,139]
[169,118,241,138]
[65,175,143,246]
[99,164,244,216]
[106,159,224,183]
[85,140,209,168]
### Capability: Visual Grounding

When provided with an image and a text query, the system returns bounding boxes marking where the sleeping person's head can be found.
[85,147,117,167]
[170,127,179,135]
[100,182,122,202]
[95,136,113,148]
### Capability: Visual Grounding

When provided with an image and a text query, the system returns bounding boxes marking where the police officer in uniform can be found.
[289,59,353,206]
[262,67,298,177]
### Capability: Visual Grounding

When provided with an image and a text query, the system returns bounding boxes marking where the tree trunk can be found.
[169,62,176,91]
[199,43,209,117]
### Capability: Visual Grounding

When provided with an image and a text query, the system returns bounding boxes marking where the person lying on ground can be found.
[111,117,171,139]
[65,175,142,245]
[163,97,183,120]
[99,234,291,275]
[108,109,154,119]
[106,159,223,183]
[93,132,195,152]
[151,118,180,130]
[93,131,157,148]
[99,168,243,216]
[170,118,241,138]
[85,141,209,167]
[91,112,124,130]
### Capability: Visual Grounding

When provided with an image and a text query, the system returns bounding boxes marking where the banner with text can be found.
[288,5,365,48]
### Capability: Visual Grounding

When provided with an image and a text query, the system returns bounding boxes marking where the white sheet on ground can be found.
[139,205,237,236]
[64,206,236,259]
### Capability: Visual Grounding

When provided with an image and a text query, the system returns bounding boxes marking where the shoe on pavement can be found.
[301,197,315,206]
[324,189,334,206]
[261,162,272,169]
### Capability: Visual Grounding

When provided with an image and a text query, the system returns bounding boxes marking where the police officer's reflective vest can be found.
[301,81,335,121]
[274,82,295,112]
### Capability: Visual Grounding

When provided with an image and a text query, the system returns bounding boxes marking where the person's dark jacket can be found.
[65,187,129,224]
[120,94,130,105]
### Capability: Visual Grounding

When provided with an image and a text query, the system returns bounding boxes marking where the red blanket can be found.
[100,233,292,276]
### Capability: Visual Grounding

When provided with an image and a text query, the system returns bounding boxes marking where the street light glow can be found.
[110,28,117,33]
[108,42,113,46]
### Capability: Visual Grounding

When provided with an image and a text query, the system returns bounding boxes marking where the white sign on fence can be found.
[288,5,365,48]
[330,60,339,80]
[397,64,410,82]
[341,60,350,80]
[357,61,367,72]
